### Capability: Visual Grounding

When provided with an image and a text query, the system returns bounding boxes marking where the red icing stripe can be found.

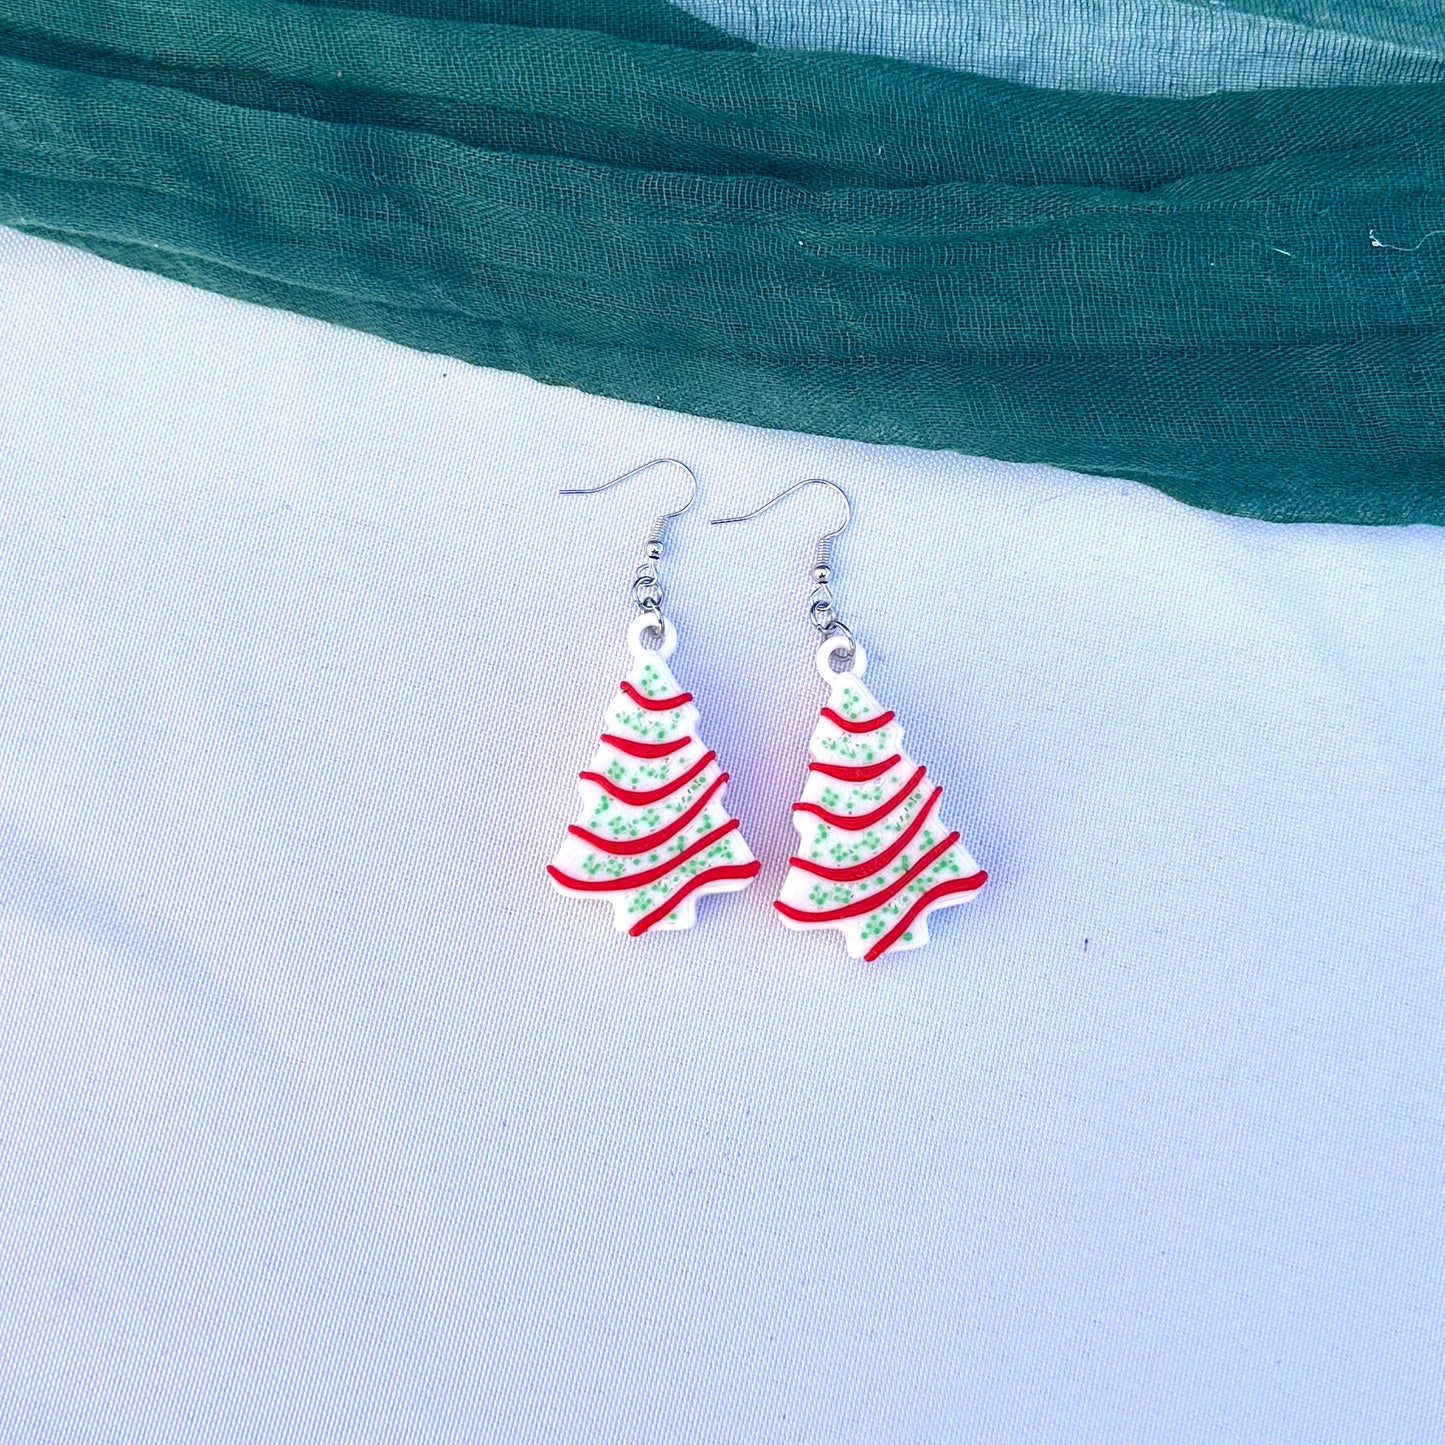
[548,819,740,892]
[820,707,894,734]
[600,732,690,759]
[809,753,901,783]
[863,871,987,962]
[569,773,728,856]
[620,680,693,712]
[580,750,715,806]
[794,765,927,832]
[630,861,761,937]
[774,831,959,924]
[787,786,942,883]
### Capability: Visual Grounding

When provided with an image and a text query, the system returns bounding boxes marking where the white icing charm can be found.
[548,616,760,935]
[774,640,986,960]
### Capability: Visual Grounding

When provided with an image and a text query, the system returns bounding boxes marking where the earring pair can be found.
[546,459,986,961]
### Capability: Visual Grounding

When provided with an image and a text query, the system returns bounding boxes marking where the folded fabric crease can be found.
[1,0,1440,523]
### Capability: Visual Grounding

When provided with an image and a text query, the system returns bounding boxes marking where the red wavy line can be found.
[601,732,690,759]
[864,871,987,962]
[793,765,927,831]
[786,786,942,883]
[774,831,959,924]
[620,680,692,711]
[820,707,894,734]
[809,753,901,783]
[580,750,716,806]
[569,773,728,856]
[630,861,761,937]
[548,819,740,893]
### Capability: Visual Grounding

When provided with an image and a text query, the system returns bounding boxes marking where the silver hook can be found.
[561,458,698,615]
[560,457,697,552]
[711,478,855,648]
[710,478,850,582]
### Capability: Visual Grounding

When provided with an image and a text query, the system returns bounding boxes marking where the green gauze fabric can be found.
[1,1,1441,524]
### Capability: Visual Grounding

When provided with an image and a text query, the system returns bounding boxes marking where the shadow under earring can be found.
[548,460,760,935]
[712,480,985,962]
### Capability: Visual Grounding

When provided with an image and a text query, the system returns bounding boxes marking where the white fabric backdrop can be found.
[1,228,1441,1443]
[675,0,1445,94]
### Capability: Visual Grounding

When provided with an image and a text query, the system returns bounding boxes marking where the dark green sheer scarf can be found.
[2,1,1441,523]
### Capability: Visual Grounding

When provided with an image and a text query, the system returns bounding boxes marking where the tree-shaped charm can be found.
[775,644,986,960]
[549,616,760,935]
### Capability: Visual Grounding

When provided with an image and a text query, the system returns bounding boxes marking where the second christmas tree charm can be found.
[711,477,986,963]
[774,640,986,960]
[548,615,760,935]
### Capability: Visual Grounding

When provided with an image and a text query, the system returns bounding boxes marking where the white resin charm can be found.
[548,616,760,935]
[774,640,986,960]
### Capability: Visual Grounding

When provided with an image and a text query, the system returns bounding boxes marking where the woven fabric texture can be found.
[3,231,1444,1442]
[0,1,1441,523]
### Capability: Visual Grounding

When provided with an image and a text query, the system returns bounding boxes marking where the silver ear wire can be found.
[710,478,856,658]
[561,458,698,615]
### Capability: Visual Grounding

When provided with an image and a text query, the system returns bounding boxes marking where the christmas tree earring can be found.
[548,459,761,936]
[711,480,986,962]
